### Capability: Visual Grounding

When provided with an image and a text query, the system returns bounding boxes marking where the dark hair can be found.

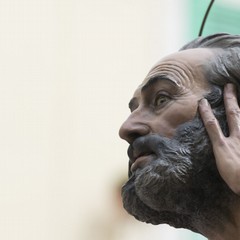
[180,33,240,89]
[180,33,240,50]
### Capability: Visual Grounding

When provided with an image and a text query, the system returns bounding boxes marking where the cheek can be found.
[172,101,199,125]
[176,103,198,122]
[153,101,199,137]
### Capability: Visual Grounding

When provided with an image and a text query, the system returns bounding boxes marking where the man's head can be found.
[119,33,240,235]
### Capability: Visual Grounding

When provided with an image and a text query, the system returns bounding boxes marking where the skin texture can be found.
[119,47,240,239]
[199,84,240,196]
[119,48,212,142]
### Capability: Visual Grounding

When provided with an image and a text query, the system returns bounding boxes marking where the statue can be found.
[119,33,240,240]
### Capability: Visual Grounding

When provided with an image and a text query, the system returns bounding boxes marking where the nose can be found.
[119,112,150,144]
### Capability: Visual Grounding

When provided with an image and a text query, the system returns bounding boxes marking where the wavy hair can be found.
[180,33,240,93]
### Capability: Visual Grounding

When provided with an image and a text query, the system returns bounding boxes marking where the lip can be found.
[130,153,155,173]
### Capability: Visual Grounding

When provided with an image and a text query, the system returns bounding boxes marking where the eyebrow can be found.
[141,75,178,94]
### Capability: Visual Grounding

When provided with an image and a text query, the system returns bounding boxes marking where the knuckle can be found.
[216,137,226,147]
[225,95,236,101]
[205,118,217,127]
[201,108,209,114]
[228,108,240,117]
[200,108,213,119]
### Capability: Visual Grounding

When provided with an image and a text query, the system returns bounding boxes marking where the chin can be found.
[121,86,233,232]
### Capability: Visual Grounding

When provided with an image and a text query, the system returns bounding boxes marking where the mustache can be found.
[128,135,172,158]
[128,135,190,160]
[127,134,192,179]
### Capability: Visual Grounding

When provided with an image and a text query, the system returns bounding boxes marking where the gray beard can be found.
[121,86,237,233]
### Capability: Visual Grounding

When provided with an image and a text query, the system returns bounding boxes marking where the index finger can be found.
[224,83,240,135]
[199,98,224,143]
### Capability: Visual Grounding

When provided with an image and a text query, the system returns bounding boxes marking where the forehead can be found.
[136,48,214,93]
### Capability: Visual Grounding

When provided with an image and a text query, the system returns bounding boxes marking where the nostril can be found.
[127,132,142,144]
[119,128,136,144]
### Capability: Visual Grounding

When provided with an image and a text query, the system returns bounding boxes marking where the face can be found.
[119,48,237,233]
[119,48,220,229]
[119,48,213,173]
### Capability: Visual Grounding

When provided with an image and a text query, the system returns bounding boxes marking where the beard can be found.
[121,86,236,233]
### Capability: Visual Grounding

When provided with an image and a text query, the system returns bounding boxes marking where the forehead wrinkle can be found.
[147,61,196,87]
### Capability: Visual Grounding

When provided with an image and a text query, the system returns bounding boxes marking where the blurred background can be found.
[0,0,240,239]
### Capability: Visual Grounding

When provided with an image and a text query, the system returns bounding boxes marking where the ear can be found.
[205,85,223,108]
[204,85,230,137]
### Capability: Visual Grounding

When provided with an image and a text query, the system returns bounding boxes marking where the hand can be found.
[199,83,240,196]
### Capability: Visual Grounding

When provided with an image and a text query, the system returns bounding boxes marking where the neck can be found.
[193,197,240,240]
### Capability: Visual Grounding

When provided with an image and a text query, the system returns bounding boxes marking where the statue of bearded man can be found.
[119,33,240,240]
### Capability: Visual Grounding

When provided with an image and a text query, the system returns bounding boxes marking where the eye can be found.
[154,94,170,107]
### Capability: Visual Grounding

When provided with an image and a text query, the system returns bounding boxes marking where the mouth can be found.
[130,152,155,173]
[127,135,161,176]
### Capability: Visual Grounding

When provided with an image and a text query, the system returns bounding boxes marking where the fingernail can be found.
[199,98,208,106]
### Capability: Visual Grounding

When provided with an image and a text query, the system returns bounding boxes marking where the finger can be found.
[199,98,224,143]
[224,83,240,134]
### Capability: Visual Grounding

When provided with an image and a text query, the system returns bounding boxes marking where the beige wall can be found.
[0,1,205,239]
